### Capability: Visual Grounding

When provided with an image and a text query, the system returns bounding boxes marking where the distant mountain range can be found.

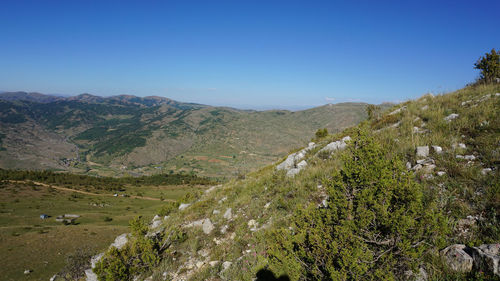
[0,91,382,177]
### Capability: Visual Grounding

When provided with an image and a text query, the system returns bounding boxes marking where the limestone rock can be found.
[178,203,191,210]
[432,145,443,154]
[440,244,473,273]
[222,261,232,271]
[416,146,429,158]
[110,234,129,250]
[444,113,459,122]
[437,171,446,177]
[482,168,493,175]
[319,136,351,154]
[202,218,214,234]
[404,267,428,281]
[223,208,233,220]
[470,244,500,277]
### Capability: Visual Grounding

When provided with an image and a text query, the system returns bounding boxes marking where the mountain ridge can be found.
[0,91,381,177]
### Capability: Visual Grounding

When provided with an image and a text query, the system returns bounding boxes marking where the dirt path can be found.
[5,180,174,202]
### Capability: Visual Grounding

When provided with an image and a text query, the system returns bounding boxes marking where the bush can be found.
[157,201,180,216]
[268,128,448,280]
[315,128,328,139]
[94,217,160,281]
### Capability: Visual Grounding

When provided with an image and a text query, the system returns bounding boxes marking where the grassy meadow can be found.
[0,180,206,281]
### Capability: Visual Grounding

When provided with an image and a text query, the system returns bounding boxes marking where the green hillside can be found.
[0,94,373,178]
[86,83,500,280]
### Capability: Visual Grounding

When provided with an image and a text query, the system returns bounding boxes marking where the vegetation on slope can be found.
[89,82,500,281]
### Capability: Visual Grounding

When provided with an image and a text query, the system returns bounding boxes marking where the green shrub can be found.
[157,201,180,216]
[94,217,160,281]
[268,128,448,280]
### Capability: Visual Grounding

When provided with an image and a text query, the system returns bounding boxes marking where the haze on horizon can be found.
[0,0,499,109]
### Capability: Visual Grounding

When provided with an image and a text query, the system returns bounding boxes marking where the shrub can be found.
[315,128,329,139]
[157,201,180,216]
[94,217,160,281]
[268,128,448,280]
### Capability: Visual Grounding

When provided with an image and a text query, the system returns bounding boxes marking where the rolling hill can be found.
[0,92,376,178]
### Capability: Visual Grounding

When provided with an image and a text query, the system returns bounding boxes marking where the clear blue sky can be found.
[0,0,499,109]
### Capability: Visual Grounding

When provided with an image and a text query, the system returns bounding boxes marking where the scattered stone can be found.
[441,244,473,273]
[432,145,443,154]
[204,185,218,194]
[248,219,258,231]
[444,113,459,122]
[461,100,472,106]
[482,168,492,175]
[202,219,214,234]
[222,261,232,271]
[209,261,219,267]
[421,105,429,110]
[220,225,228,234]
[212,209,220,215]
[23,269,31,275]
[196,261,205,269]
[264,202,271,209]
[416,146,429,158]
[437,171,446,177]
[178,203,191,211]
[50,274,58,281]
[464,155,476,161]
[218,197,227,204]
[406,162,412,170]
[223,208,233,220]
[230,232,236,240]
[422,164,436,173]
[404,267,428,281]
[456,155,465,159]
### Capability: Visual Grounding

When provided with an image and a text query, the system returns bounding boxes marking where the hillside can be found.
[82,83,500,281]
[0,92,373,178]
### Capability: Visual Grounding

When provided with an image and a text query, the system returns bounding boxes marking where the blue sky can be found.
[0,0,499,109]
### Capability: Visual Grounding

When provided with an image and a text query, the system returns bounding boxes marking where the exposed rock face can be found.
[85,253,104,281]
[440,244,473,273]
[416,146,429,158]
[276,142,315,171]
[470,244,500,277]
[286,160,307,177]
[319,136,351,153]
[110,233,129,250]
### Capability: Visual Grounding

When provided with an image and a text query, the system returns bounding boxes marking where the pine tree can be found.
[474,49,500,84]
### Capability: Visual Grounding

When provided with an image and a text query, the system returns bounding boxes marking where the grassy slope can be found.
[120,84,500,280]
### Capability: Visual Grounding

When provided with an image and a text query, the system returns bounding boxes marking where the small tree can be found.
[474,49,500,84]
